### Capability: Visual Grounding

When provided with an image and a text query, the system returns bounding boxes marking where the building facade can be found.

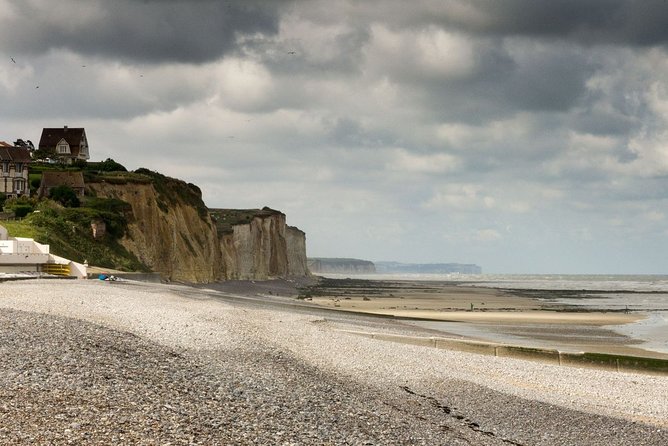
[0,142,31,198]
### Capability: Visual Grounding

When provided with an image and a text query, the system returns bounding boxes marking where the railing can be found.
[42,263,71,276]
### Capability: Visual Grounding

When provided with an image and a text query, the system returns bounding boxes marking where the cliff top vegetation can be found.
[209,207,283,235]
[3,161,211,271]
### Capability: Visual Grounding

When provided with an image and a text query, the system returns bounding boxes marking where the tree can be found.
[13,139,35,151]
[97,158,127,172]
[14,139,36,160]
[49,185,80,208]
[32,146,56,161]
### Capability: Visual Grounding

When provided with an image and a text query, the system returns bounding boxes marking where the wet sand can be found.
[300,277,666,358]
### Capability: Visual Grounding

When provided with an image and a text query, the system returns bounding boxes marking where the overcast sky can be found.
[2,0,668,274]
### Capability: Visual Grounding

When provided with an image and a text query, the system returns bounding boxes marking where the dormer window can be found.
[15,163,23,173]
[58,143,69,154]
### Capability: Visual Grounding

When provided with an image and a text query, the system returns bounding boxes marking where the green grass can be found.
[3,200,148,272]
[1,219,46,241]
[5,167,212,272]
[209,207,282,235]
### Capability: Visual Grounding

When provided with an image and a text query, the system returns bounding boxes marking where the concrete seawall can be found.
[339,330,668,376]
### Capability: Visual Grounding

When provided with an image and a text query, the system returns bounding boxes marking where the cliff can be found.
[308,258,376,274]
[85,172,308,283]
[212,208,309,280]
[375,262,482,274]
[87,174,222,283]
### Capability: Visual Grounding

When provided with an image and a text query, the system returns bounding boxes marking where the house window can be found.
[15,163,23,173]
[13,179,25,194]
[58,144,69,154]
[2,162,8,173]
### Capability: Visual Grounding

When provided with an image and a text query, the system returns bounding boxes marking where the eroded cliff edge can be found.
[86,172,308,283]
[211,208,309,280]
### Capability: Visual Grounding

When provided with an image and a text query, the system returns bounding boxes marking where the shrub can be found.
[49,185,81,208]
[12,205,32,218]
[4,196,36,217]
[97,158,127,172]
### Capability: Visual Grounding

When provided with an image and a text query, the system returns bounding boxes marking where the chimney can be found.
[64,125,68,131]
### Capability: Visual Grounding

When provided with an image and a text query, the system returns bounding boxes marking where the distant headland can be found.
[308,258,481,275]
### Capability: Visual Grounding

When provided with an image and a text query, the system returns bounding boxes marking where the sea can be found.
[320,273,668,354]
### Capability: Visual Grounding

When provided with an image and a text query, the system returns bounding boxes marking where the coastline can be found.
[298,276,668,358]
[0,279,667,444]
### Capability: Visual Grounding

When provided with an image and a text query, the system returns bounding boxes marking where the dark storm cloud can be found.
[390,41,595,127]
[430,0,668,46]
[0,0,284,63]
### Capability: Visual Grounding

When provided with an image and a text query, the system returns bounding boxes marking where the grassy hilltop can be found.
[3,162,205,272]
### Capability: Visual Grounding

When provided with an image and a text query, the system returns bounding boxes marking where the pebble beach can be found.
[1,279,667,445]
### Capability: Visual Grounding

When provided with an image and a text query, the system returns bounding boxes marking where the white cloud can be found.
[423,184,495,210]
[364,24,476,80]
[508,202,531,213]
[214,58,274,111]
[0,0,17,20]
[644,211,665,222]
[386,148,460,173]
[475,229,502,242]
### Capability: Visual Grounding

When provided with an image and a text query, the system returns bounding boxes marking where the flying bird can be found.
[11,57,16,63]
[287,51,296,55]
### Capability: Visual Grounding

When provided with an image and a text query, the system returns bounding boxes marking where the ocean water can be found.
[321,273,668,353]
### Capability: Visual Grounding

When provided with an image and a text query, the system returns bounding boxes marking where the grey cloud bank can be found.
[1,0,667,274]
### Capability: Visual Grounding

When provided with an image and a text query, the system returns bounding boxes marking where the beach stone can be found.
[0,279,666,445]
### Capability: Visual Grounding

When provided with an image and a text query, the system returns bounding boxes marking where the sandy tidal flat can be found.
[306,280,664,357]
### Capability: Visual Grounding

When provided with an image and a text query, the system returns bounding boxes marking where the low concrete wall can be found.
[338,330,668,376]
[496,345,562,365]
[435,338,498,356]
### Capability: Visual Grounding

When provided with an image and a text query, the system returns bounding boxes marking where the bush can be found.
[84,197,129,212]
[97,158,127,172]
[49,185,80,208]
[12,205,33,218]
[4,196,36,217]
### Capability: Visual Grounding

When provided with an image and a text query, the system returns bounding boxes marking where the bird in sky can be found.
[287,51,296,55]
[11,57,15,63]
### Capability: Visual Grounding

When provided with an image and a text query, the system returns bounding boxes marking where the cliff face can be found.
[286,226,309,277]
[87,180,222,283]
[216,209,309,280]
[87,177,309,283]
[308,258,376,274]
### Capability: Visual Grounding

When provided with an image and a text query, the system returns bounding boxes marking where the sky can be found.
[1,0,668,274]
